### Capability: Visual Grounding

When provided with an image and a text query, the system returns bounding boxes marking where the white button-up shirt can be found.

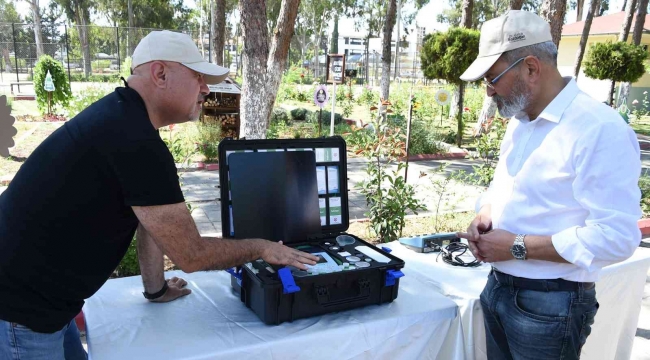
[478,77,642,282]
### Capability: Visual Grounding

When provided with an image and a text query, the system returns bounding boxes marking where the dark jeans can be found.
[480,269,599,360]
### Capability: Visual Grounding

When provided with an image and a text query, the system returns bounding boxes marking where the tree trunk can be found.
[456,82,465,147]
[573,0,600,79]
[394,0,401,81]
[576,0,585,22]
[618,0,649,107]
[509,0,524,10]
[450,86,459,119]
[212,0,226,65]
[632,0,649,45]
[75,9,92,78]
[127,0,134,56]
[29,0,45,58]
[474,95,497,136]
[620,0,638,42]
[540,0,568,48]
[380,0,397,101]
[239,0,300,139]
[607,80,616,106]
[595,1,602,16]
[461,0,474,28]
[2,49,12,72]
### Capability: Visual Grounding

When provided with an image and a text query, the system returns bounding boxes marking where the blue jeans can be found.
[0,319,87,360]
[480,270,599,360]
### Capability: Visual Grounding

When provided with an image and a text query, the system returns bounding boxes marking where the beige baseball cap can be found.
[460,10,552,82]
[132,30,229,85]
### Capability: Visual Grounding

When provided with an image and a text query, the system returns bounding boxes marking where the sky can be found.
[14,0,629,33]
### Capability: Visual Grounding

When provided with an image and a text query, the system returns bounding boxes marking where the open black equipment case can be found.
[218,137,405,325]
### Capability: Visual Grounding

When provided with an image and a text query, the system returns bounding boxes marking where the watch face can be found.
[512,244,526,259]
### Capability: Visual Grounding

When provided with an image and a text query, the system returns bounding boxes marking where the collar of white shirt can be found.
[513,77,578,124]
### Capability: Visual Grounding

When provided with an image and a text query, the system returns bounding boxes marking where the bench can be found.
[10,82,33,95]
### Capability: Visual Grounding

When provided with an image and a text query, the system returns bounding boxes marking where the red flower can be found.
[464,107,470,112]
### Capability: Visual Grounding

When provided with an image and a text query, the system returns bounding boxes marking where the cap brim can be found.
[182,61,230,85]
[460,53,502,82]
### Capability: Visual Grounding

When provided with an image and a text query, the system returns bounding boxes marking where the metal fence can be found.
[0,23,203,84]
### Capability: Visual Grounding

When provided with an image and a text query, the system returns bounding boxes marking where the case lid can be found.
[218,137,350,239]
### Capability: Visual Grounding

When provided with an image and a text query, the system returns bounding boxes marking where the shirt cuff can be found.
[551,226,597,271]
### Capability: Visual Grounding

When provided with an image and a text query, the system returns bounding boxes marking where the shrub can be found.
[290,108,310,120]
[584,41,648,104]
[194,122,221,162]
[307,109,343,125]
[350,125,426,242]
[640,170,650,217]
[69,73,120,83]
[115,234,140,277]
[120,56,132,80]
[66,86,113,118]
[271,108,290,124]
[33,55,73,114]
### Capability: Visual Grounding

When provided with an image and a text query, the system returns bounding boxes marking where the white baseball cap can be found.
[460,10,553,82]
[132,30,229,85]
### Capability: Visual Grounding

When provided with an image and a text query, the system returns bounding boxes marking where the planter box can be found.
[639,218,650,236]
[205,163,219,171]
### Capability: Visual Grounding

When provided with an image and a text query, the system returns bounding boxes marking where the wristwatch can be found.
[510,234,527,260]
[142,281,169,300]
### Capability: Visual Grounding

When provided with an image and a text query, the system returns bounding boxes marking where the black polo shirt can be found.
[0,86,184,333]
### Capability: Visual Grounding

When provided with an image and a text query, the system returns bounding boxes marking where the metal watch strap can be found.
[513,234,527,260]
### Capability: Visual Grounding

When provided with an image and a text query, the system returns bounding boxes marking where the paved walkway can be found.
[180,157,486,237]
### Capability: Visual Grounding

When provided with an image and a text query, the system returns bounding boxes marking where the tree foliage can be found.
[33,55,72,114]
[583,41,647,83]
[420,28,480,85]
[438,0,541,29]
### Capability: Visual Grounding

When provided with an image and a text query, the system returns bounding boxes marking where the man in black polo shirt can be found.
[0,30,317,359]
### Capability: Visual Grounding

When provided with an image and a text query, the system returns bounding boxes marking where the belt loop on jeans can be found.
[578,282,584,301]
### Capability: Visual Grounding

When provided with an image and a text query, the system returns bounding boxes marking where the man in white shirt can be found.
[457,10,642,360]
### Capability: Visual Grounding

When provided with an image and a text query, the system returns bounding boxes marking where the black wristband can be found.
[142,281,169,300]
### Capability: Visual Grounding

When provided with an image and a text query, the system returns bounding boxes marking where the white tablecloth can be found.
[84,270,460,360]
[382,242,650,360]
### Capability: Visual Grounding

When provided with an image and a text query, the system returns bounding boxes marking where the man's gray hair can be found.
[501,41,558,67]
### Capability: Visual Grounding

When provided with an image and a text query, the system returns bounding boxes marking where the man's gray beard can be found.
[495,77,531,118]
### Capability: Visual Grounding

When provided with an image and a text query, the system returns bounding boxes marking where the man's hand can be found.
[149,277,192,303]
[458,229,516,263]
[261,241,319,270]
[457,205,492,261]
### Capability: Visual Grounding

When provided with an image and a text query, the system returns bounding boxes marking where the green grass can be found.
[8,100,40,117]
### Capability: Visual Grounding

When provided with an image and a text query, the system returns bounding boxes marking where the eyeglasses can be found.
[484,57,526,89]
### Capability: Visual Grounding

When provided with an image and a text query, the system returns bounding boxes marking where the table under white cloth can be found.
[382,242,650,360]
[84,270,461,360]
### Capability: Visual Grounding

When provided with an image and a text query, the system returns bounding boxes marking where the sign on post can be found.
[314,85,328,108]
[44,70,55,115]
[325,54,346,84]
[314,85,329,137]
[44,70,55,92]
[325,55,346,136]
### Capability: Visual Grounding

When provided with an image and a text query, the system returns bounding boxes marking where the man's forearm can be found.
[525,235,569,263]
[184,237,267,272]
[136,224,166,292]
